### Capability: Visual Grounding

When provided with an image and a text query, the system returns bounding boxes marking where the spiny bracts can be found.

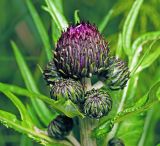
[50,78,84,103]
[83,89,112,119]
[47,115,73,140]
[43,61,60,85]
[99,56,130,90]
[54,22,109,79]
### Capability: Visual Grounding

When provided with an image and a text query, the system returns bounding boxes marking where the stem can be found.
[79,78,99,146]
[92,81,104,89]
[66,134,80,146]
[79,117,98,146]
[82,77,92,91]
[138,109,153,146]
[105,84,129,143]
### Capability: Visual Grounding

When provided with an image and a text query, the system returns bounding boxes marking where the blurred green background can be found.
[0,0,160,145]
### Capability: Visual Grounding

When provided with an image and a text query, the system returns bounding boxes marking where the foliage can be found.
[0,0,160,146]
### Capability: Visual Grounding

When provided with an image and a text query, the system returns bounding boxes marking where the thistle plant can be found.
[42,21,130,146]
[0,0,160,146]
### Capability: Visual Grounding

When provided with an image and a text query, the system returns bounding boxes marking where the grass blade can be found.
[116,33,123,58]
[131,40,160,75]
[138,109,153,146]
[132,31,160,51]
[138,46,160,73]
[130,31,160,74]
[3,91,33,127]
[44,0,68,31]
[51,21,61,45]
[53,0,63,13]
[26,0,52,61]
[122,0,144,56]
[11,41,53,126]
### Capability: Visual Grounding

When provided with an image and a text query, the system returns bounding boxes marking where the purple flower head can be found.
[54,22,109,79]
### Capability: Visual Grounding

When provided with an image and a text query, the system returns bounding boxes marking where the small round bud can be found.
[47,115,73,140]
[50,78,84,103]
[54,22,109,79]
[108,137,125,146]
[99,57,130,90]
[83,89,112,119]
[43,61,60,85]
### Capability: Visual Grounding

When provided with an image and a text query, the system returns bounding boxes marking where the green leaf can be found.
[44,0,68,31]
[20,135,33,146]
[51,21,61,45]
[53,0,63,13]
[143,4,160,30]
[2,91,33,128]
[11,41,53,126]
[0,110,22,131]
[132,31,160,52]
[140,84,160,146]
[0,82,84,118]
[115,81,160,146]
[93,81,160,138]
[137,109,154,146]
[116,33,123,58]
[129,32,160,75]
[138,46,160,73]
[26,0,52,61]
[122,0,143,56]
[99,9,113,33]
[117,115,144,146]
[74,10,80,24]
[0,110,70,146]
[131,39,160,75]
[26,104,42,128]
[130,40,156,76]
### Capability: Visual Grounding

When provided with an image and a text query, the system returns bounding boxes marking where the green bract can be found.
[99,57,130,90]
[43,61,60,85]
[50,78,84,103]
[47,115,73,140]
[83,89,112,119]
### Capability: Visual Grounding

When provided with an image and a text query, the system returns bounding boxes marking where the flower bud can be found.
[108,137,125,146]
[54,22,109,79]
[47,115,73,140]
[50,78,84,103]
[99,57,130,90]
[43,61,60,85]
[83,89,112,119]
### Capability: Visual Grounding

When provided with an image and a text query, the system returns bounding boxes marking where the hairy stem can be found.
[66,134,80,146]
[79,117,97,146]
[79,78,98,146]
